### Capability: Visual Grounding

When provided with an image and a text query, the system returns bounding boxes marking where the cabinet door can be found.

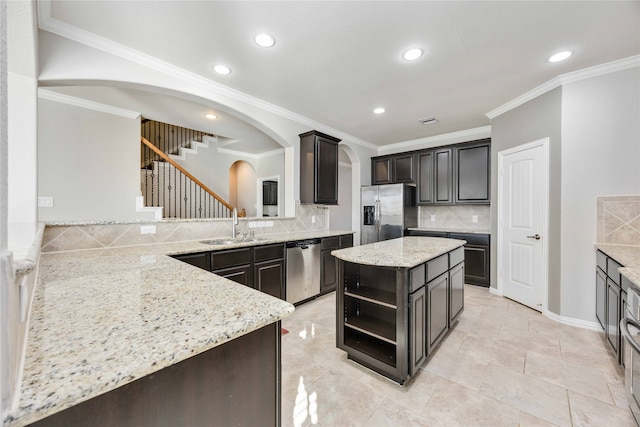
[409,286,426,375]
[455,142,490,203]
[427,273,449,354]
[434,148,452,204]
[606,279,620,357]
[254,260,284,299]
[417,151,434,204]
[393,154,415,183]
[213,265,253,287]
[449,262,464,325]
[595,267,607,330]
[621,290,627,368]
[372,157,393,184]
[320,249,338,294]
[315,136,339,204]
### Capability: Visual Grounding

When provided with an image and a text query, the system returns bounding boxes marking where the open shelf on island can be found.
[345,314,396,344]
[344,328,396,368]
[344,286,396,308]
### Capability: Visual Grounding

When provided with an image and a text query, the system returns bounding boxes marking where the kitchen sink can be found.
[201,237,265,245]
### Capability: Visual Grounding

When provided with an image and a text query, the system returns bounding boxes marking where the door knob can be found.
[527,234,541,240]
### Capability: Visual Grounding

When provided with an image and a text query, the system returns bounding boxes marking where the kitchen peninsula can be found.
[332,236,465,384]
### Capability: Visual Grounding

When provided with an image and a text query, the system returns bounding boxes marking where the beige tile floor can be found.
[281,284,636,427]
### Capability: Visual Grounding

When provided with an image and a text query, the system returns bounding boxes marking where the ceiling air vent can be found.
[418,116,438,125]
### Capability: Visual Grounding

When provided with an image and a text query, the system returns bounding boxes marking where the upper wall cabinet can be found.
[300,131,341,205]
[416,138,490,206]
[454,140,490,204]
[372,153,416,185]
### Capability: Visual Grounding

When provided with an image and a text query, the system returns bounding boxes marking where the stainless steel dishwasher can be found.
[286,238,321,304]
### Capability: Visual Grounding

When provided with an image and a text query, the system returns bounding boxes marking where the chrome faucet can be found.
[232,208,238,238]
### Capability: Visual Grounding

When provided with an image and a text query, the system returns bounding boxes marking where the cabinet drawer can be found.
[607,257,623,285]
[339,234,354,248]
[254,243,284,263]
[211,248,252,270]
[427,254,448,282]
[173,252,211,271]
[449,247,464,267]
[596,250,607,272]
[409,264,426,293]
[322,237,340,250]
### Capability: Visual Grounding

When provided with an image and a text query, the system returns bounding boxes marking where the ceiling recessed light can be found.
[548,51,572,63]
[255,34,276,48]
[205,113,217,120]
[213,64,231,75]
[373,107,385,114]
[402,48,423,61]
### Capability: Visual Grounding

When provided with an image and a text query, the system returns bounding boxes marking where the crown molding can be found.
[37,1,378,151]
[38,88,141,119]
[486,55,640,119]
[378,126,492,154]
[217,147,285,160]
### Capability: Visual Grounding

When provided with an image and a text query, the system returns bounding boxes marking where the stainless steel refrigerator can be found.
[361,183,417,245]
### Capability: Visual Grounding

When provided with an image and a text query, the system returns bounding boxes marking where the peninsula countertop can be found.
[331,236,466,268]
[5,230,352,427]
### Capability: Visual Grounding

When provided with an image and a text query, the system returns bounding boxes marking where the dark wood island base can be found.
[333,237,465,385]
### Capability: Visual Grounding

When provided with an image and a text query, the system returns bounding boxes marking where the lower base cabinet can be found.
[321,234,354,294]
[31,322,282,427]
[596,249,627,366]
[427,272,449,354]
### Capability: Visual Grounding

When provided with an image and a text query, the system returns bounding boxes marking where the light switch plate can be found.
[140,225,156,234]
[38,196,54,207]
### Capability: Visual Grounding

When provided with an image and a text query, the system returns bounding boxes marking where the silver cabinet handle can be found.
[527,234,541,240]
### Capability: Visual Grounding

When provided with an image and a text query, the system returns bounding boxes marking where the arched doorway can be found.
[229,160,257,217]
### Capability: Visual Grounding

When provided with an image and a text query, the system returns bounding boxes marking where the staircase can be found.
[140,119,233,219]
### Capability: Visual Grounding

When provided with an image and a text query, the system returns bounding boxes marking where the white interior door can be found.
[498,139,548,312]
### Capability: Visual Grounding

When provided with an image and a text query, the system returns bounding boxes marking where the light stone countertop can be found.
[331,236,466,268]
[5,229,353,427]
[595,244,640,289]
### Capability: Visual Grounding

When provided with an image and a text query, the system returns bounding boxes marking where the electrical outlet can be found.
[472,215,478,223]
[430,215,435,222]
[38,196,54,207]
[312,215,316,224]
[140,225,156,235]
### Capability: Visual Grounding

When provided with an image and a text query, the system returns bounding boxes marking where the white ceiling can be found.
[41,1,640,150]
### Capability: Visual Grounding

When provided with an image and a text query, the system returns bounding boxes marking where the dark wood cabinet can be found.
[454,141,490,204]
[427,272,449,354]
[407,230,490,287]
[434,148,453,204]
[595,267,607,329]
[299,130,340,205]
[414,138,491,206]
[449,261,464,324]
[409,285,426,376]
[596,249,627,366]
[320,234,354,294]
[172,252,210,271]
[253,243,285,299]
[213,264,253,287]
[417,152,434,204]
[372,154,415,185]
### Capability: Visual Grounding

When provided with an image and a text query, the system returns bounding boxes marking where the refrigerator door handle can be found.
[375,200,381,232]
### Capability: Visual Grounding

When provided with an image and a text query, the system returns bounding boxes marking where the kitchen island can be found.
[332,236,465,384]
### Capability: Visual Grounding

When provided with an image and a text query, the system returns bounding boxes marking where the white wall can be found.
[38,98,154,221]
[329,161,353,231]
[560,67,640,322]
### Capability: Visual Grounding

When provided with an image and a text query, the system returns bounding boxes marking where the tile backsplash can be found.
[41,204,330,253]
[596,195,640,245]
[418,205,490,231]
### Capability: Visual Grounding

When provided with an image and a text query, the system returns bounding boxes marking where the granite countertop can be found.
[8,222,45,275]
[595,244,640,289]
[5,229,354,426]
[407,227,490,235]
[331,236,466,268]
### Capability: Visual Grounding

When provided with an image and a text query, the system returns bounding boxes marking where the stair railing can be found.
[141,137,234,219]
